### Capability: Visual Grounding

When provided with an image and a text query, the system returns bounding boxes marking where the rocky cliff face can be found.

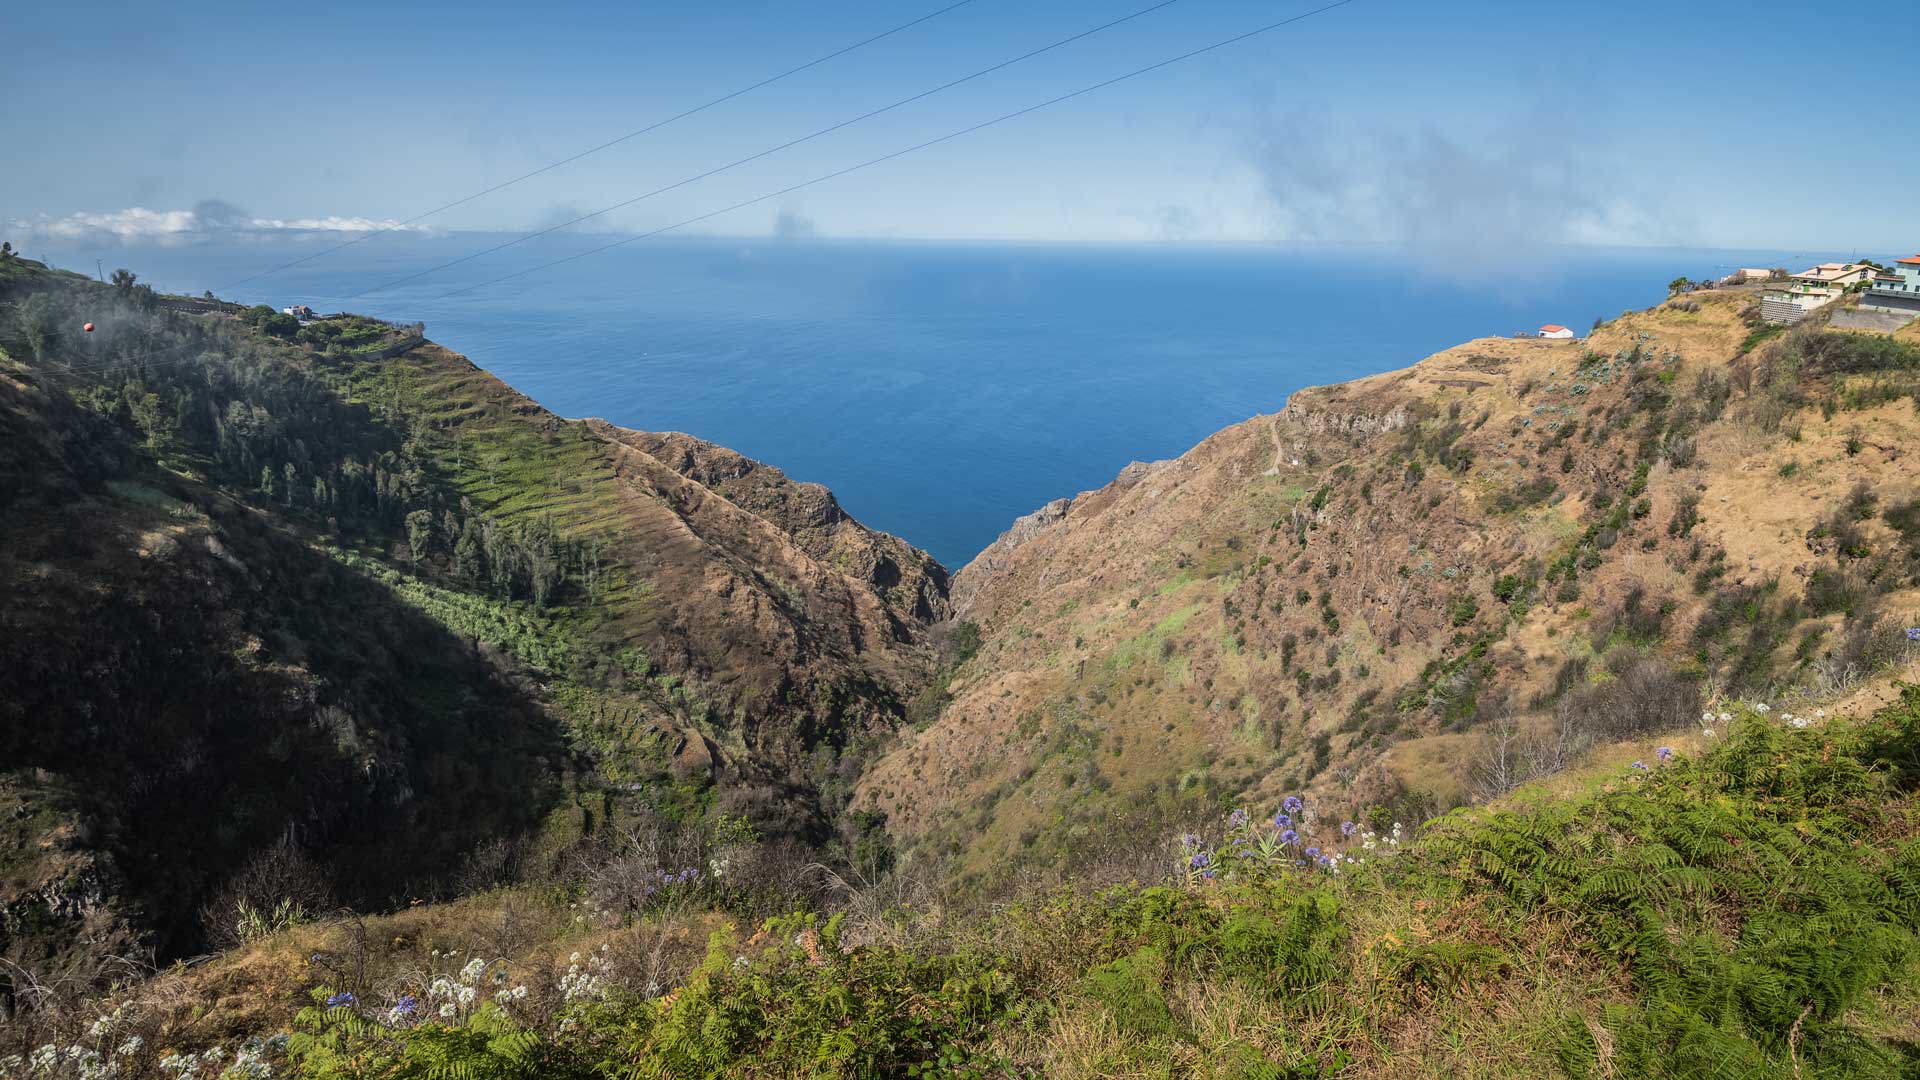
[858,293,1920,893]
[588,423,951,627]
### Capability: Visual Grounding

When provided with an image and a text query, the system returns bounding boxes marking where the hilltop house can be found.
[1861,255,1920,316]
[1792,262,1877,288]
[1761,281,1838,325]
[281,304,317,320]
[1538,324,1575,339]
[1758,261,1876,324]
[1719,268,1775,284]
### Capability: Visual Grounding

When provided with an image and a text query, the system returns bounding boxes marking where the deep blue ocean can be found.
[44,238,1806,567]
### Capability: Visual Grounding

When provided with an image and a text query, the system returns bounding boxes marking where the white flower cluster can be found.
[1715,703,1828,732]
[1324,822,1404,876]
[1774,707,1820,730]
[567,901,614,926]
[21,1018,285,1080]
[1356,822,1404,853]
[414,952,531,1023]
[559,946,612,1002]
[426,976,476,1012]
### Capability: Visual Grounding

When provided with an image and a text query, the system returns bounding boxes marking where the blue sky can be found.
[3,0,1917,255]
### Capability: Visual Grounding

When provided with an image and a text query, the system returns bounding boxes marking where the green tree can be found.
[455,520,486,584]
[259,465,276,500]
[526,526,561,607]
[283,462,298,506]
[950,620,983,663]
[405,509,436,569]
[18,292,58,362]
[1666,276,1691,295]
[110,267,137,292]
[0,241,13,263]
[126,386,173,453]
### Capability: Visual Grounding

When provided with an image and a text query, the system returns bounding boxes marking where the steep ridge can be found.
[586,423,950,627]
[859,290,1920,891]
[0,258,948,974]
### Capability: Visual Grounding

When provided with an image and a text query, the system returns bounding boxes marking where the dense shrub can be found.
[1554,656,1700,741]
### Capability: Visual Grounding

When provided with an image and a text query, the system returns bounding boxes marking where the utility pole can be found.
[96,260,104,282]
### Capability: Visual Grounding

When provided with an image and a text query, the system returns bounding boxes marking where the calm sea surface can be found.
[47,238,1807,567]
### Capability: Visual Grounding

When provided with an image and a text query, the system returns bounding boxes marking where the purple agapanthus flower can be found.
[1629,760,1648,771]
[1279,829,1299,846]
[1179,833,1202,851]
[1341,820,1357,837]
[1282,795,1304,815]
[1906,627,1920,642]
[1190,851,1211,870]
[395,995,418,1016]
[1655,746,1673,762]
[1227,808,1249,829]
[1304,847,1320,858]
[326,992,355,1008]
[1272,812,1292,829]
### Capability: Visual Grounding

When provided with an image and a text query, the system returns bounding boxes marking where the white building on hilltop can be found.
[1792,262,1876,289]
[1538,324,1575,339]
[1757,261,1870,324]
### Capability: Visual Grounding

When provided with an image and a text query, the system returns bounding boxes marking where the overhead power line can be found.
[342,0,1190,300]
[210,0,981,294]
[48,0,1360,380]
[433,0,1360,301]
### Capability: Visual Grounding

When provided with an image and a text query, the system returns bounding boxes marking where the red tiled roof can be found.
[1898,254,1920,265]
[1540,324,1568,333]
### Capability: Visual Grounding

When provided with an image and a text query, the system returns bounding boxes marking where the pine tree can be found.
[455,519,486,584]
[404,509,435,570]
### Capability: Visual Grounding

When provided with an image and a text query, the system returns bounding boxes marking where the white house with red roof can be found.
[1537,324,1575,339]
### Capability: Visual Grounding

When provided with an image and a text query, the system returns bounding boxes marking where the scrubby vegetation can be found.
[9,687,1919,1078]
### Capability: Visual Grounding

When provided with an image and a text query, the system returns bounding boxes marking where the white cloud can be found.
[772,208,817,242]
[5,201,430,246]
[1237,100,1690,284]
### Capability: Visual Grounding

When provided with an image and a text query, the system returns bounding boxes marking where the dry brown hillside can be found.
[857,291,1920,891]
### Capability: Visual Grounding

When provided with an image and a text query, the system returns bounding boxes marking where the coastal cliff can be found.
[858,291,1920,890]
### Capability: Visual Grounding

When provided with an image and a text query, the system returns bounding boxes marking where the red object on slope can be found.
[83,322,94,332]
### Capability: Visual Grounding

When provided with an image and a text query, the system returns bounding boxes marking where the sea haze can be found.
[52,237,1803,567]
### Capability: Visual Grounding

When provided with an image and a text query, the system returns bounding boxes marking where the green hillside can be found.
[0,257,946,984]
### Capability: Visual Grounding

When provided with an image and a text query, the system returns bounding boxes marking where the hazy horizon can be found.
[7,0,1918,284]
